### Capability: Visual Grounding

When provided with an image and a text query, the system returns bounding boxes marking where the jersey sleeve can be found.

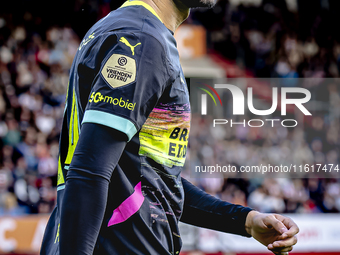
[180,178,253,237]
[82,32,171,141]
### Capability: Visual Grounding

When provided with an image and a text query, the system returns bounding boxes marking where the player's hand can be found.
[245,211,299,254]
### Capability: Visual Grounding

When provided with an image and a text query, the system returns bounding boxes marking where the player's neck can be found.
[142,0,189,32]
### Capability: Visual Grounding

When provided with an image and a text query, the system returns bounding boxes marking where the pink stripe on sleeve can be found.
[108,182,144,227]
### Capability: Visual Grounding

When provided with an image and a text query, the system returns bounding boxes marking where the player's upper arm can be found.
[82,32,171,141]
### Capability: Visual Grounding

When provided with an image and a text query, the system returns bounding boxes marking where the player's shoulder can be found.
[103,4,176,60]
[109,8,176,75]
[77,5,177,75]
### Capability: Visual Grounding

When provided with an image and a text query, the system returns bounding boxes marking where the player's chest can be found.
[138,72,191,168]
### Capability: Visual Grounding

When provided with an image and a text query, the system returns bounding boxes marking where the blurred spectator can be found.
[0,1,82,215]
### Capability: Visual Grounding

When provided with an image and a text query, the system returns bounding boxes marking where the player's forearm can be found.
[59,123,127,254]
[59,172,109,255]
[180,178,253,237]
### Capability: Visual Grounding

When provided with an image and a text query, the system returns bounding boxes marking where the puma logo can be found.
[119,37,141,56]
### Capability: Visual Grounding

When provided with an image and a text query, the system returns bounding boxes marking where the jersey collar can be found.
[120,1,163,24]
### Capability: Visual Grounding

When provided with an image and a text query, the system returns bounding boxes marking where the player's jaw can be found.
[175,0,216,8]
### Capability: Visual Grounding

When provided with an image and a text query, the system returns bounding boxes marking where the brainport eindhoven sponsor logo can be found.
[89,92,136,111]
[200,84,312,128]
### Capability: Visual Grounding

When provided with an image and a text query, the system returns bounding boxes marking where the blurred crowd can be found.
[0,24,80,215]
[186,112,340,214]
[0,0,340,217]
[189,0,340,79]
[183,0,340,215]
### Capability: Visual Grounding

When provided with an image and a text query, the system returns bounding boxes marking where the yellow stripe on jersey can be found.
[54,224,60,243]
[65,88,80,165]
[120,1,163,23]
[57,155,65,186]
